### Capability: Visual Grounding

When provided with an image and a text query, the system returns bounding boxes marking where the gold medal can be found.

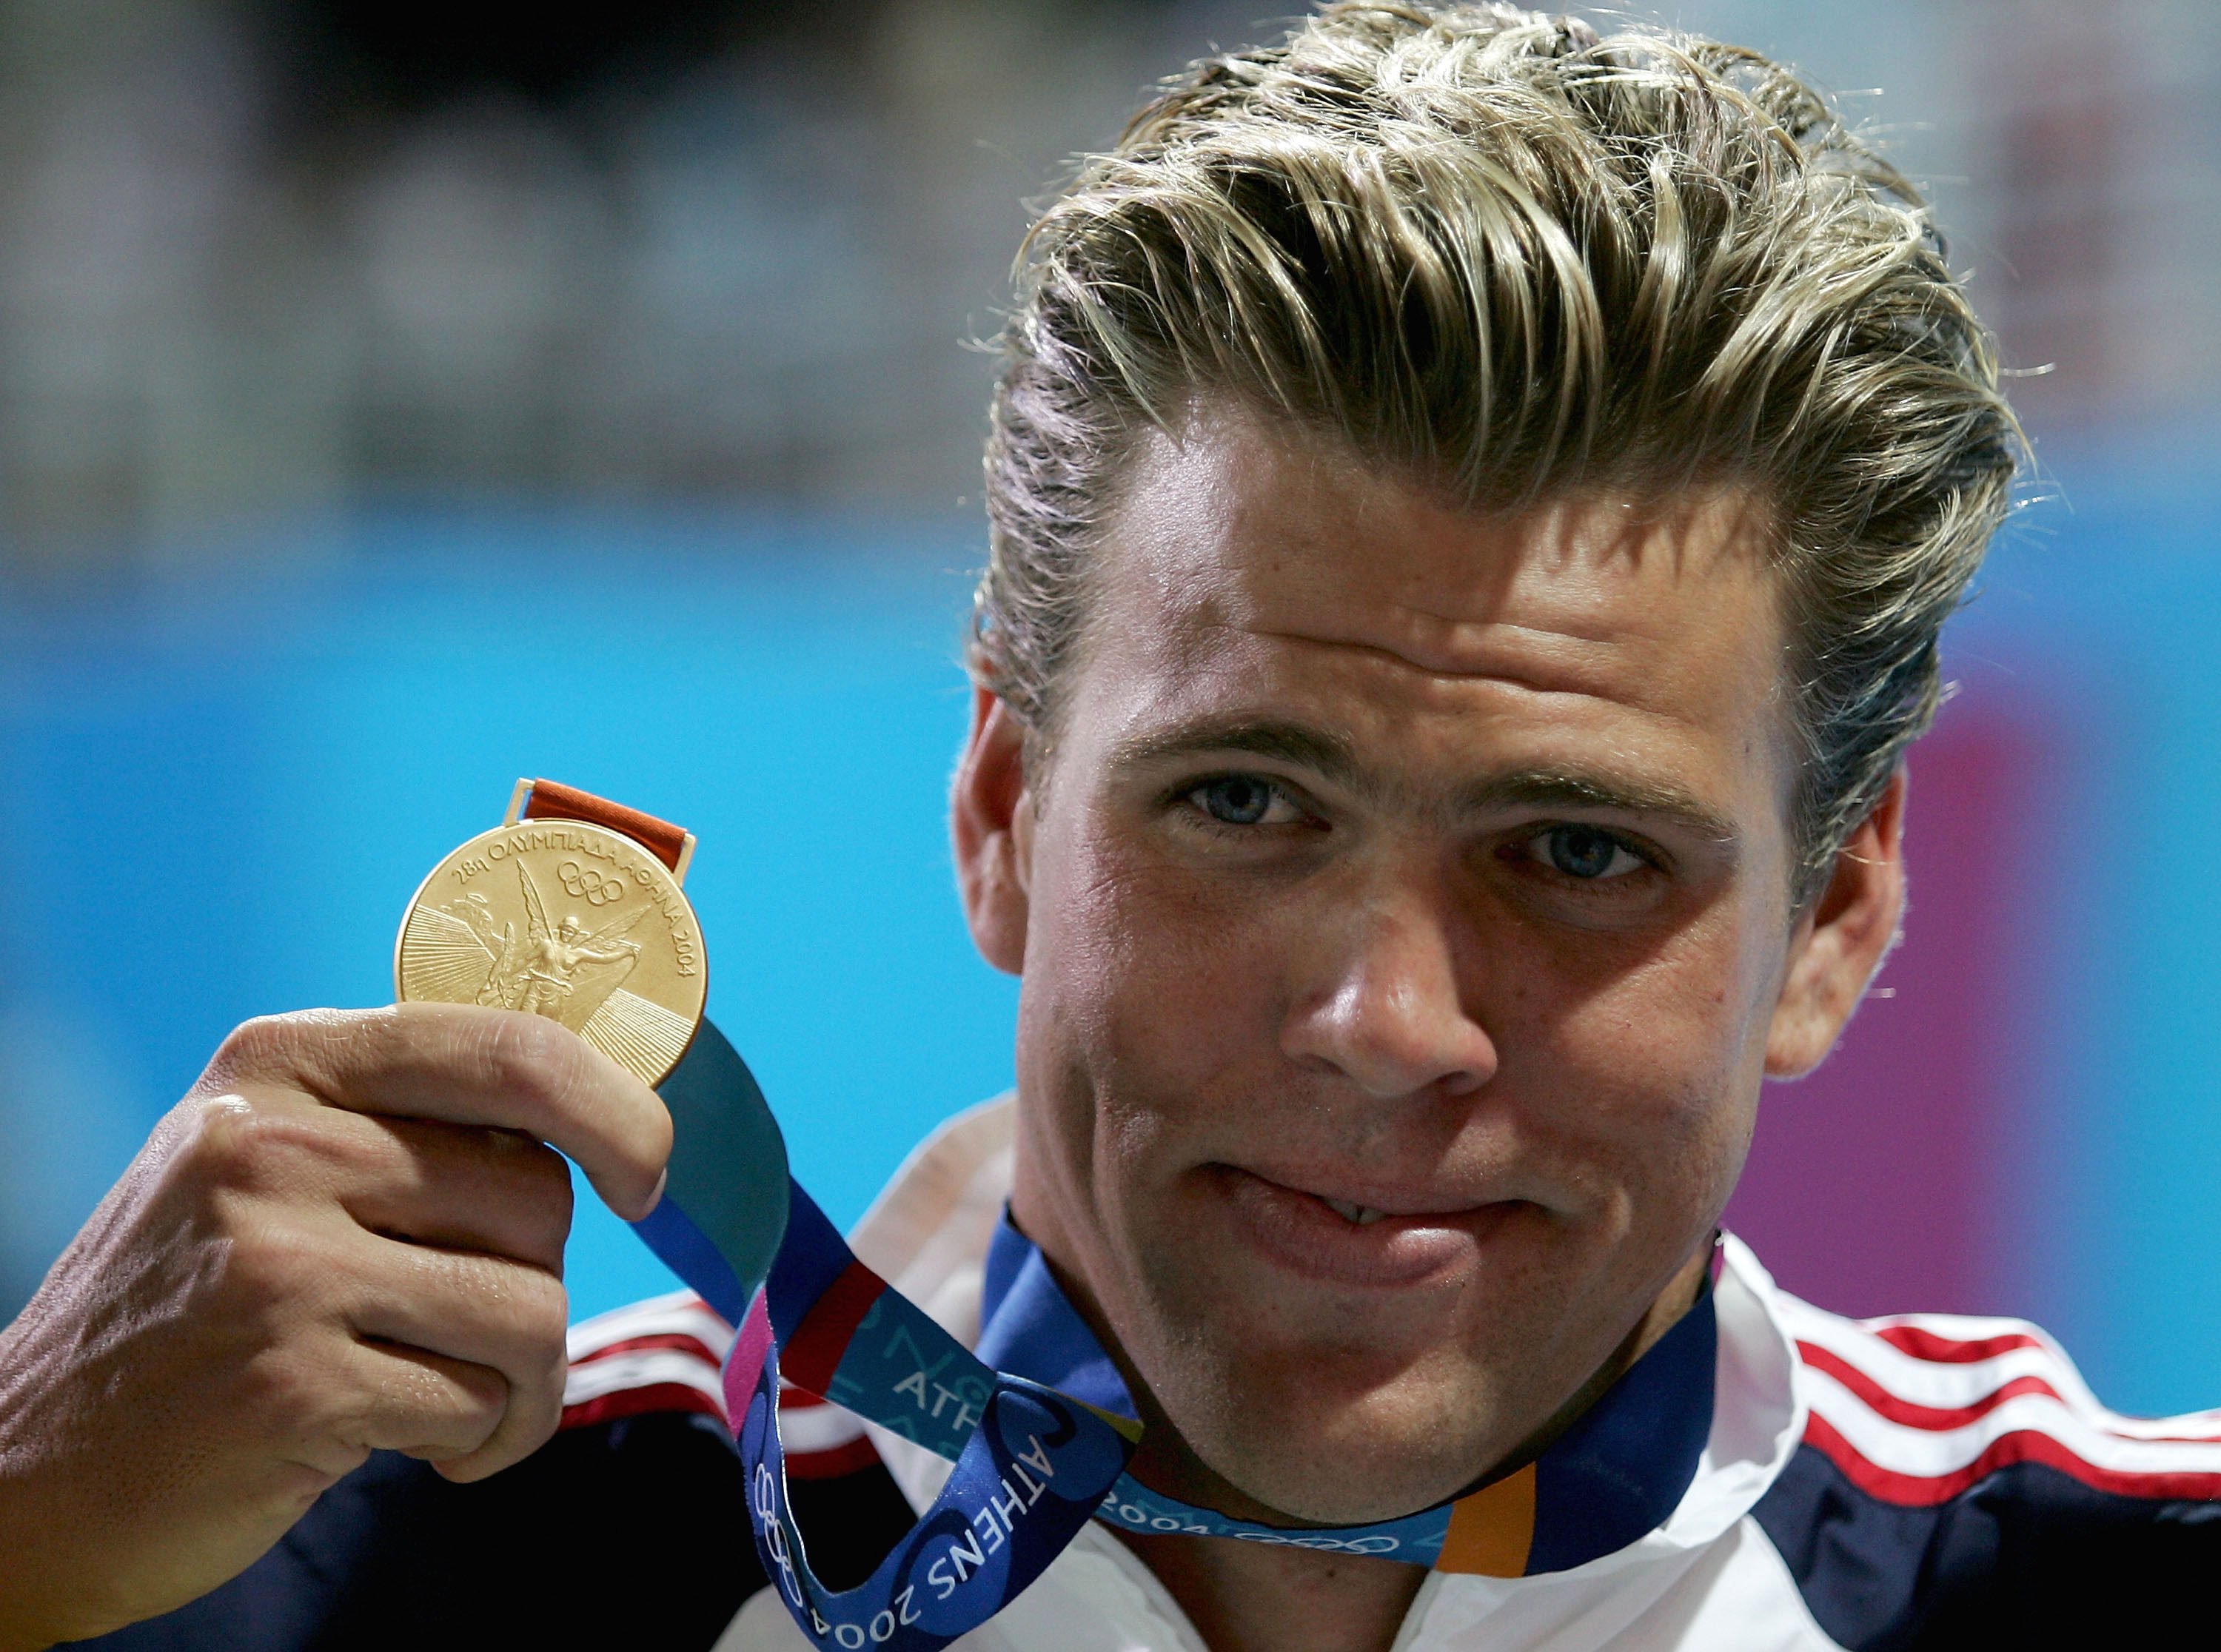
[395,779,707,1087]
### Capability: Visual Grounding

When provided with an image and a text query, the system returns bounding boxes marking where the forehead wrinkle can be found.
[1151,600,1740,793]
[1244,620,1717,731]
[1222,504,1781,691]
[1110,443,1778,708]
[1378,608,1640,657]
[1250,620,1629,697]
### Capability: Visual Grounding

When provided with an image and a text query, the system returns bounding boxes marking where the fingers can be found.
[0,1007,654,1639]
[177,1004,660,1485]
[202,1004,671,1220]
[342,1339,512,1462]
[344,1241,569,1480]
[427,1383,563,1484]
[207,1231,562,1477]
[202,1098,575,1269]
[347,1115,575,1271]
[164,1082,581,1480]
[173,1010,619,1486]
[339,1339,555,1484]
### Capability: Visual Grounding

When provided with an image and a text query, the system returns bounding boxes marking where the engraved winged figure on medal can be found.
[398,804,707,1087]
[401,862,648,1035]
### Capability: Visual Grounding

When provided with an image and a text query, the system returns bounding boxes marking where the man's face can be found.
[958,406,1896,1525]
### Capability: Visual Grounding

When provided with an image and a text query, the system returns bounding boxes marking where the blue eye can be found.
[1196,776,1276,825]
[1536,825,1644,879]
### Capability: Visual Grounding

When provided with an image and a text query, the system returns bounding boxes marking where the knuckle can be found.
[448,1129,573,1255]
[358,1349,505,1445]
[472,1010,587,1109]
[514,1269,572,1353]
[443,1355,512,1418]
[221,1211,337,1310]
[459,1249,568,1333]
[238,1333,355,1443]
[515,1136,575,1209]
[201,1008,364,1091]
[488,1006,574,1075]
[508,1138,577,1247]
[204,1014,291,1085]
[443,1259,570,1374]
[180,1095,334,1197]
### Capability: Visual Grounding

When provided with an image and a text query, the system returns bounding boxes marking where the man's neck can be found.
[1102,1246,1715,1652]
[1116,1528,1427,1652]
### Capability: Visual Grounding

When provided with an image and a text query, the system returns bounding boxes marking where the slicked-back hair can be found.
[970,1,2021,899]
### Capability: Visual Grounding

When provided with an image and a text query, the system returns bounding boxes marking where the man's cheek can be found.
[1568,919,1757,1063]
[1096,956,1259,1124]
[1526,980,1740,1184]
[1096,863,1274,1016]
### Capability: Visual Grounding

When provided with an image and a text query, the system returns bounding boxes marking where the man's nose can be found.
[1279,888,1498,1101]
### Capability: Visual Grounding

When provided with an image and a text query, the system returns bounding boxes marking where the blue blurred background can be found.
[2,0,2218,1416]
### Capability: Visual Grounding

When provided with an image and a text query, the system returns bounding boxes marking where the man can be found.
[3,5,2214,1649]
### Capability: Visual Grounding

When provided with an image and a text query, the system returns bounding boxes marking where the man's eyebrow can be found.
[1457,771,1741,844]
[1108,719,1364,787]
[1109,719,1738,843]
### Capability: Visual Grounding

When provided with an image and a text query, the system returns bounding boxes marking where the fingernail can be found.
[638,1166,669,1219]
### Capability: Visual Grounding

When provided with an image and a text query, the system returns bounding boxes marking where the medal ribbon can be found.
[632,1022,1719,1652]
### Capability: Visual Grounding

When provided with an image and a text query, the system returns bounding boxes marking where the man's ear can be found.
[951,686,1035,977]
[1766,767,1909,1078]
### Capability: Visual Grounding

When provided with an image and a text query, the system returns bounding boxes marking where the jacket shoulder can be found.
[70,1406,760,1651]
[562,1287,734,1428]
[562,1288,885,1480]
[1754,1292,2221,1651]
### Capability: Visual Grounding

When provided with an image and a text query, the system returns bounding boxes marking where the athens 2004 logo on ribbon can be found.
[719,1185,1137,1652]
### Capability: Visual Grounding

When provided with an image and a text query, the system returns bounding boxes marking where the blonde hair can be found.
[972,1,2020,896]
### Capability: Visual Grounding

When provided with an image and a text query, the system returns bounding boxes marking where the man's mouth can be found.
[1213,1165,1533,1288]
[1320,1197,1387,1226]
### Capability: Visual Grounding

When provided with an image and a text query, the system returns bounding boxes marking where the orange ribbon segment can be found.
[520,778,692,876]
[1436,1462,1538,1576]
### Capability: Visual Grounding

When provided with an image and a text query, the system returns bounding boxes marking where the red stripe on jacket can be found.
[1802,1408,2221,1506]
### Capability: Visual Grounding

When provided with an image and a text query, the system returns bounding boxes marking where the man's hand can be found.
[0,1003,671,1650]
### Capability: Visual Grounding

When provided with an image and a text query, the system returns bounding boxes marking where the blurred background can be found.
[1,0,2219,1416]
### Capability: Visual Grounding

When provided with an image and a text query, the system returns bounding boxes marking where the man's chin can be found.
[1138,1356,1513,1527]
[1179,1418,1496,1528]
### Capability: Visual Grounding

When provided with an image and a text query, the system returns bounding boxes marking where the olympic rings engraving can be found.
[1099,1495,1400,1553]
[558,859,626,905]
